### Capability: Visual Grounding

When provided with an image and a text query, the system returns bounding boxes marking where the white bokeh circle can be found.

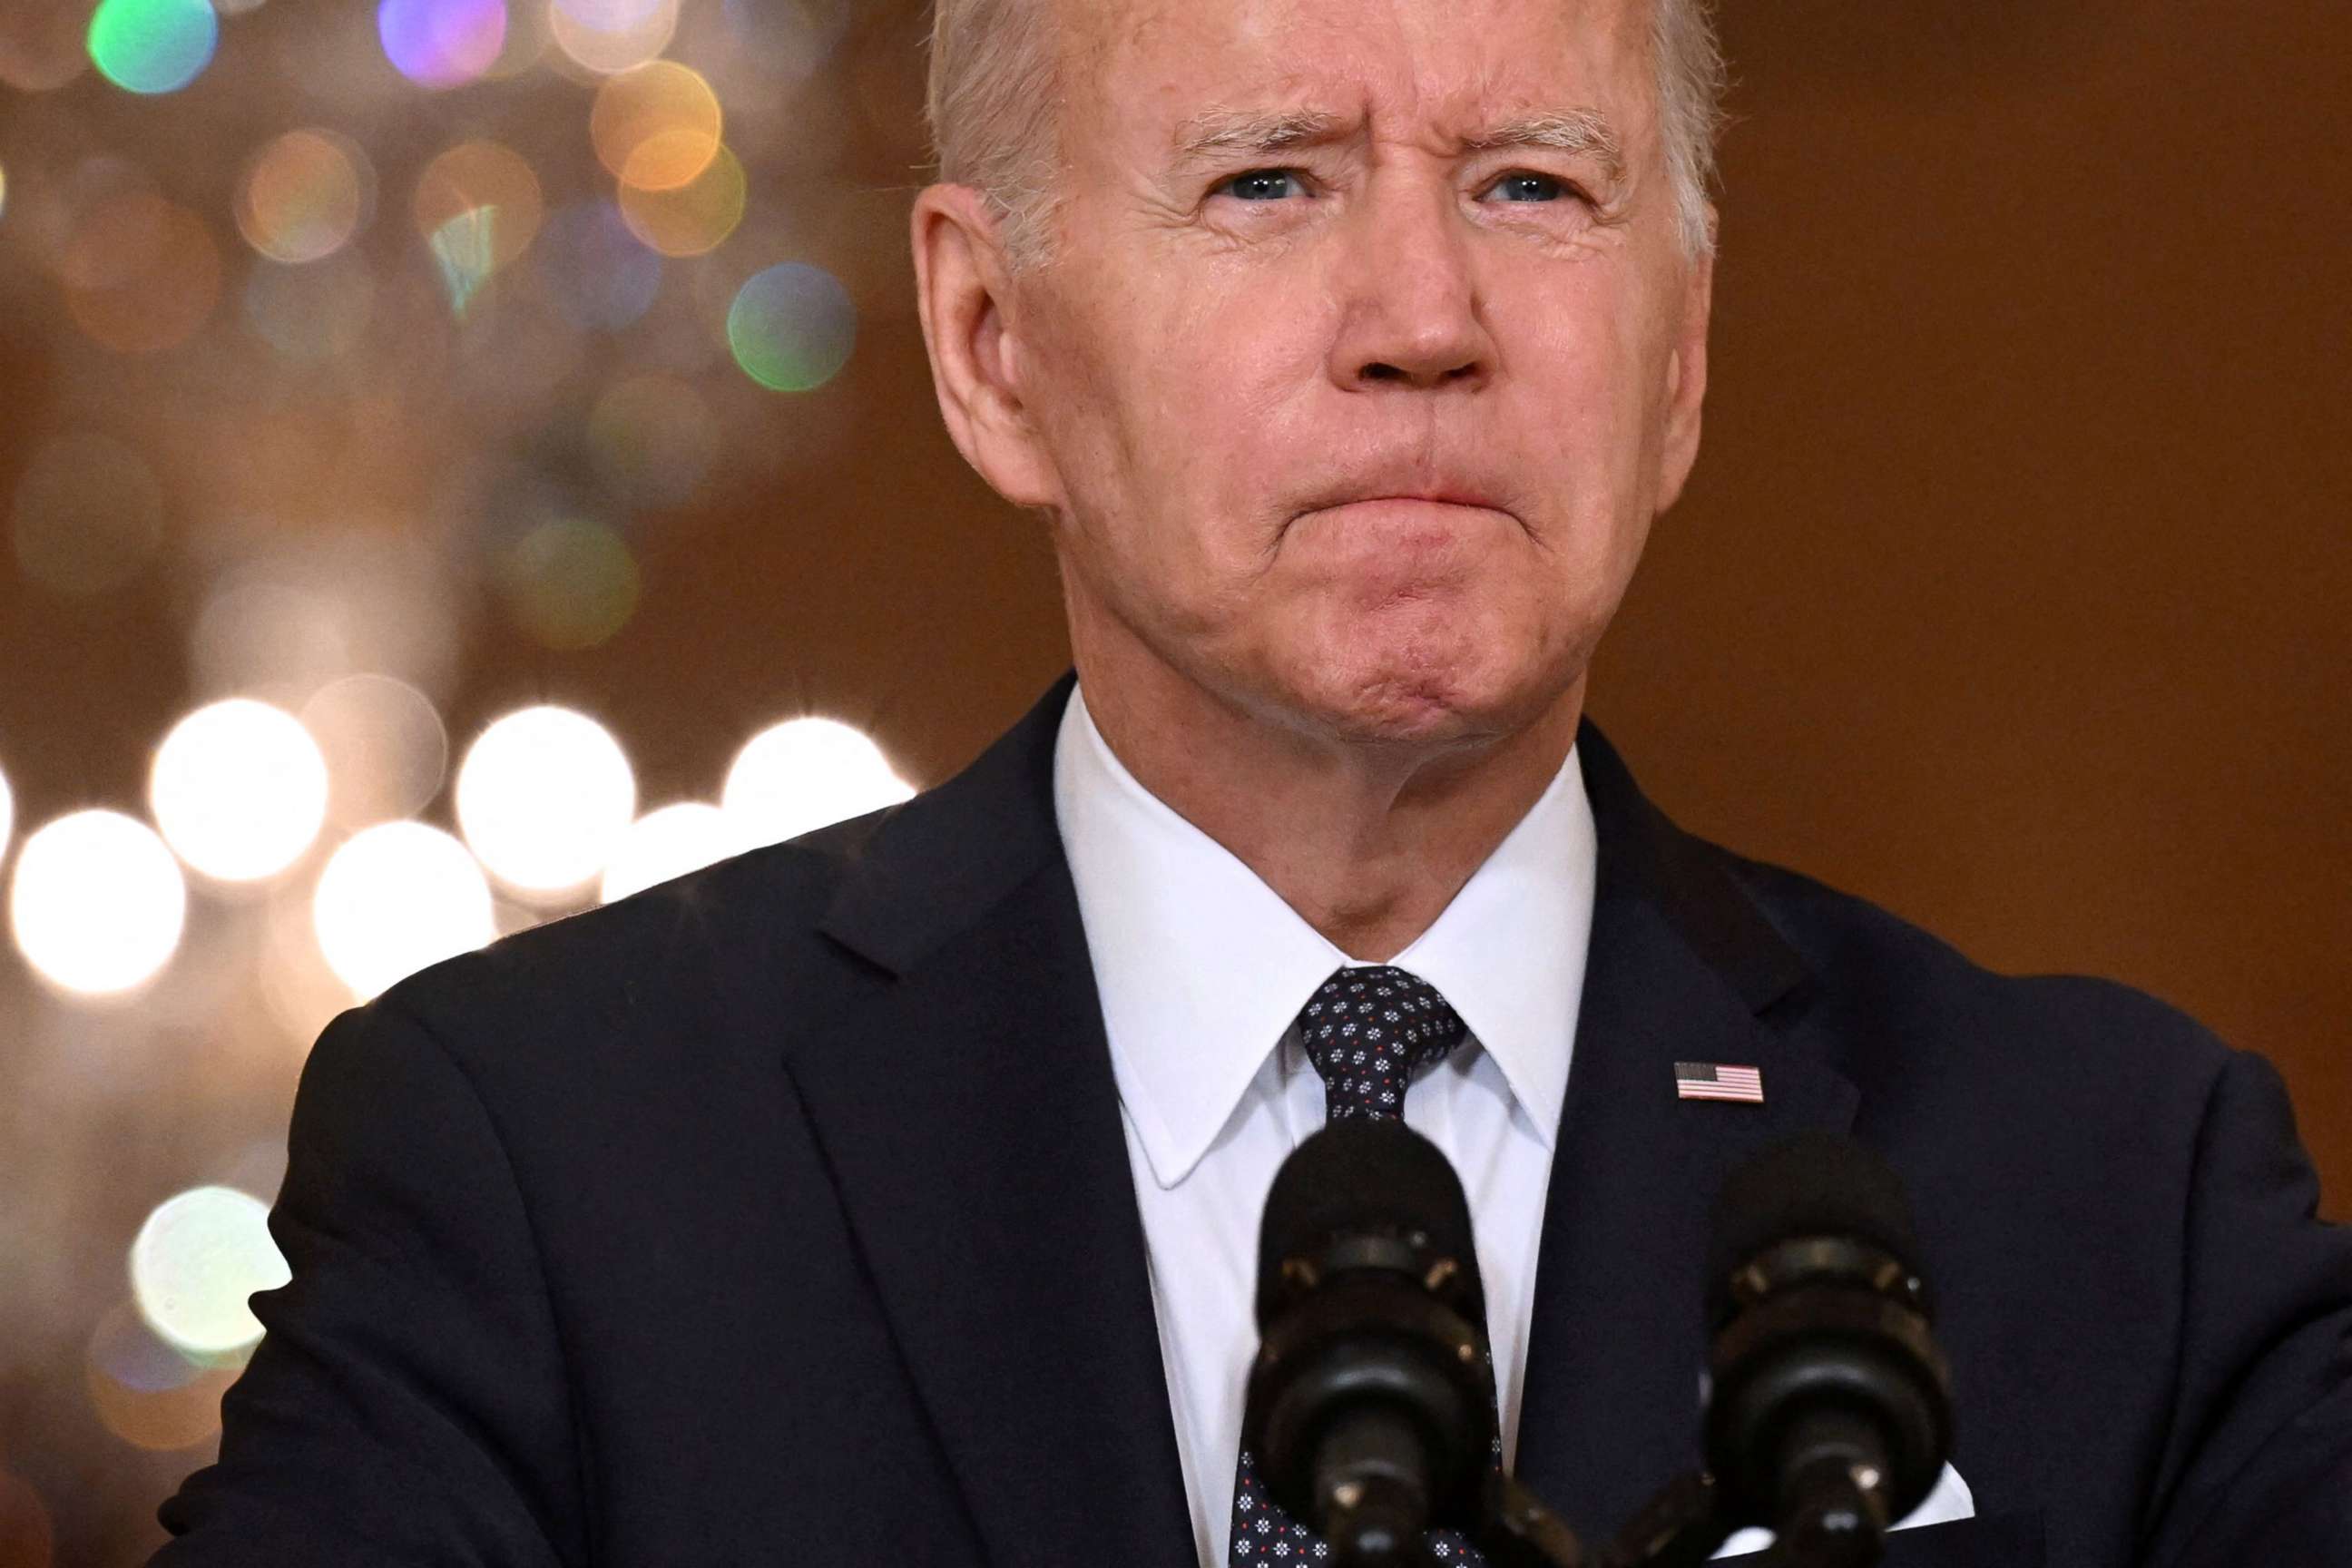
[722,717,912,848]
[9,809,188,995]
[150,698,330,882]
[312,820,495,999]
[599,800,744,903]
[130,1186,290,1361]
[456,706,636,895]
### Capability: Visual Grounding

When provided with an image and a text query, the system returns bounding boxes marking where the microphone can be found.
[1243,1117,1497,1564]
[1701,1133,1955,1566]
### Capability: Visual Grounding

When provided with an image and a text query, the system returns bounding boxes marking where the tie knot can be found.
[1295,965,1467,1122]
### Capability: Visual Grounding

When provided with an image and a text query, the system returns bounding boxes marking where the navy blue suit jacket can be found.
[155,676,2351,1565]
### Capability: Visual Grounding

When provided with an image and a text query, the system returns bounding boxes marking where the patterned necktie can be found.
[1228,965,1492,1565]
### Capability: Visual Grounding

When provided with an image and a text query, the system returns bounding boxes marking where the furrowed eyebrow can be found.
[1461,111,1627,184]
[1170,109,1349,169]
[1166,106,1628,185]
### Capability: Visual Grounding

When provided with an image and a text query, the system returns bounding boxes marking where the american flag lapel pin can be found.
[1674,1061,1765,1103]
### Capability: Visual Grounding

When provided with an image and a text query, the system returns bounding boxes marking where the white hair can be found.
[925,0,1727,270]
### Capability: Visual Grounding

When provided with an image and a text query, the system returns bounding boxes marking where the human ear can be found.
[1653,220,1715,513]
[910,183,1063,509]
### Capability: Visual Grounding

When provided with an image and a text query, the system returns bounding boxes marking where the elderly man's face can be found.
[996,0,1709,746]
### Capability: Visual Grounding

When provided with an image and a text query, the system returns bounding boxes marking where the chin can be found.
[1283,641,1551,750]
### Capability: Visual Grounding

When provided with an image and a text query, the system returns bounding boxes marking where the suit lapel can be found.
[789,676,1194,1565]
[1514,725,1860,1539]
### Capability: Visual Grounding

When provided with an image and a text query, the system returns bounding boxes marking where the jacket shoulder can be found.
[1716,845,2234,1103]
[348,806,897,1079]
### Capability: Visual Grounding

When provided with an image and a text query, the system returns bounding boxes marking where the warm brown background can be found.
[1613,0,2350,1210]
[0,0,2345,1557]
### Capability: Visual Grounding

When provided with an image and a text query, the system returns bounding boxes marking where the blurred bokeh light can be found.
[85,0,219,95]
[416,138,544,315]
[617,141,742,256]
[456,706,636,895]
[9,810,189,997]
[1,3,92,92]
[243,251,378,362]
[312,820,495,999]
[0,0,935,1549]
[378,0,510,89]
[300,674,452,831]
[189,540,466,707]
[728,261,856,391]
[130,1186,291,1363]
[60,191,223,354]
[235,130,376,265]
[723,717,912,848]
[84,1301,240,1452]
[550,0,680,75]
[538,199,664,329]
[592,59,722,190]
[149,700,332,885]
[499,516,642,648]
[600,799,743,902]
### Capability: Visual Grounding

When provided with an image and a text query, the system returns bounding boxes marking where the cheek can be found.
[1504,279,1675,516]
[1142,274,1321,465]
[1077,282,1322,552]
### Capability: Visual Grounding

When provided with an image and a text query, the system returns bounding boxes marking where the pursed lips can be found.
[1299,494,1522,538]
[1333,492,1496,508]
[1272,485,1524,554]
[1302,489,1510,519]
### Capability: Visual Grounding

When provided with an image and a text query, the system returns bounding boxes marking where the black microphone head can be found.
[1256,1118,1484,1331]
[1707,1132,1920,1322]
[1248,1118,1496,1544]
[1702,1132,1953,1535]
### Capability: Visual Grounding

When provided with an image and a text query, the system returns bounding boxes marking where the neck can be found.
[1070,626,1585,965]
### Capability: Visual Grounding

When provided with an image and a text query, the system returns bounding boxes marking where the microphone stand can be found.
[1470,1469,1736,1568]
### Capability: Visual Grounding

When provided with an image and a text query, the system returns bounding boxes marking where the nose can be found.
[1327,175,1494,393]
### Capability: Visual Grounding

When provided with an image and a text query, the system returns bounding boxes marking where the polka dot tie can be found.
[1227,965,1492,1566]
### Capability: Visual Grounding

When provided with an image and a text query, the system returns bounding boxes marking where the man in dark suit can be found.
[155,0,2351,1563]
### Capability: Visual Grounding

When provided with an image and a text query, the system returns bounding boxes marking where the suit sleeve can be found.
[2145,1048,2352,1566]
[151,997,585,1567]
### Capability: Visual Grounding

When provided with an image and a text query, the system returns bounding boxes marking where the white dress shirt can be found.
[1052,684,1597,1567]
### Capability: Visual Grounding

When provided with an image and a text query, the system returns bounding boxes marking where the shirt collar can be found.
[1053,684,1596,1189]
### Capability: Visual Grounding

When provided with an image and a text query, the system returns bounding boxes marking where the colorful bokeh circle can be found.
[377,0,509,90]
[84,1302,238,1451]
[539,202,662,331]
[86,0,219,95]
[616,143,742,258]
[499,518,641,650]
[726,262,857,392]
[130,1185,290,1360]
[236,130,375,265]
[592,61,722,191]
[244,255,377,362]
[414,140,543,268]
[59,194,223,355]
[549,0,677,75]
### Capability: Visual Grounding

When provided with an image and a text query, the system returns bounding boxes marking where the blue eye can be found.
[1489,173,1569,203]
[1219,169,1305,201]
